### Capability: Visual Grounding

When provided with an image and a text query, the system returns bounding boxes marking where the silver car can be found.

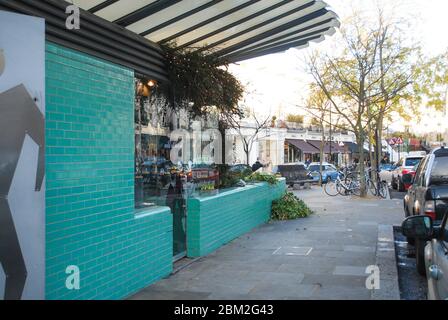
[402,212,448,299]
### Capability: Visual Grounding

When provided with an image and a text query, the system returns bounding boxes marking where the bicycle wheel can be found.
[324,181,339,196]
[351,181,361,196]
[367,179,377,196]
[337,183,349,196]
[378,181,388,198]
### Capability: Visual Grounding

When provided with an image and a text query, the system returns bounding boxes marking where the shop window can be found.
[134,79,223,211]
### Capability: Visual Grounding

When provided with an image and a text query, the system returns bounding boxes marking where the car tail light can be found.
[424,202,436,220]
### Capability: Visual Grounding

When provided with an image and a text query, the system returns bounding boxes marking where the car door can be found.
[415,157,430,215]
[392,159,402,184]
[326,165,335,180]
[429,213,448,300]
[408,158,426,215]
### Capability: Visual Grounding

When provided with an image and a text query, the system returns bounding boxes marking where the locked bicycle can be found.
[324,171,361,197]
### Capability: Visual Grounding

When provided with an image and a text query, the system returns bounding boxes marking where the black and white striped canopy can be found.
[73,0,339,62]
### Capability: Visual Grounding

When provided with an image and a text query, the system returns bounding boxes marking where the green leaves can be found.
[271,192,313,221]
[244,172,279,185]
[161,43,244,117]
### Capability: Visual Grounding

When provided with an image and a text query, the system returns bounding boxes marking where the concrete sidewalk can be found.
[130,187,403,300]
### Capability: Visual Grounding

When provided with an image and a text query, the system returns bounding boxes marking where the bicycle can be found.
[366,168,388,199]
[324,171,361,197]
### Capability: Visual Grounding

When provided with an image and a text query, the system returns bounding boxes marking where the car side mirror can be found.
[401,215,433,239]
[402,173,414,185]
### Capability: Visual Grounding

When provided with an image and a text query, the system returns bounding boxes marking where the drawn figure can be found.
[0,84,45,300]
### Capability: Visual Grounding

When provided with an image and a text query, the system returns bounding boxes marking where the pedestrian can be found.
[251,158,263,172]
[305,157,311,167]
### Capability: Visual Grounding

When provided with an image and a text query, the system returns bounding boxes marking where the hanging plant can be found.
[161,43,245,117]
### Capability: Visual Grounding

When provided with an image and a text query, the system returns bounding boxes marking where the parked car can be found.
[379,163,397,171]
[228,164,252,174]
[276,164,313,187]
[402,146,448,275]
[379,163,398,184]
[402,212,448,299]
[307,162,340,183]
[391,152,426,191]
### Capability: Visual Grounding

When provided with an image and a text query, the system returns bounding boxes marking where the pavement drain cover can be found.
[272,246,313,256]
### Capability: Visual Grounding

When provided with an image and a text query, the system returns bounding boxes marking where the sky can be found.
[230,0,448,133]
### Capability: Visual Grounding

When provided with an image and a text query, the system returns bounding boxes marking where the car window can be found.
[308,165,320,172]
[414,157,427,187]
[430,156,448,185]
[405,157,422,167]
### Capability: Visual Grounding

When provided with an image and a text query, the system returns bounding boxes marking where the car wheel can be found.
[415,239,427,277]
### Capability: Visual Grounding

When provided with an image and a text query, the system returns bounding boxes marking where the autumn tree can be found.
[366,10,419,175]
[414,49,448,113]
[304,85,331,185]
[306,10,420,196]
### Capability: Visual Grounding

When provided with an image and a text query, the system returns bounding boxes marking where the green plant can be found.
[161,43,244,118]
[271,192,313,221]
[200,183,215,191]
[216,165,254,189]
[245,172,278,185]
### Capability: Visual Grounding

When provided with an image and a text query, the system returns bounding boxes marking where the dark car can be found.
[276,164,312,187]
[402,212,448,299]
[402,147,448,275]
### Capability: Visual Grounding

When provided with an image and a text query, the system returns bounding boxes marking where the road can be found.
[389,188,428,300]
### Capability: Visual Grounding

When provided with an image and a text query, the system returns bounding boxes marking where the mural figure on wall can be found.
[0,84,45,300]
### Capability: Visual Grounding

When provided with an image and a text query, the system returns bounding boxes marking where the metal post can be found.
[329,106,332,164]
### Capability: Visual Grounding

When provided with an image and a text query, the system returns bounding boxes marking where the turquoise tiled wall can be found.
[45,43,173,300]
[186,180,286,257]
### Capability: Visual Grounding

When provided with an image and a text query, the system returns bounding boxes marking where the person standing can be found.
[251,158,263,172]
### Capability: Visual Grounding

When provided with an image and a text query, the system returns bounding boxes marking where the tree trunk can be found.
[357,128,367,197]
[370,122,377,184]
[218,120,227,165]
[367,105,373,171]
[319,125,325,186]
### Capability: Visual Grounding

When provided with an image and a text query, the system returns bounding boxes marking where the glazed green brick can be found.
[45,43,173,300]
[186,180,286,257]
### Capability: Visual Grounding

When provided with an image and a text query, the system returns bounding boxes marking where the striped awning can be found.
[286,139,319,154]
[73,0,339,62]
[307,140,346,153]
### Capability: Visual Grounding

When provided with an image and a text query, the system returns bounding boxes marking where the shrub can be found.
[245,172,278,185]
[271,192,313,221]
